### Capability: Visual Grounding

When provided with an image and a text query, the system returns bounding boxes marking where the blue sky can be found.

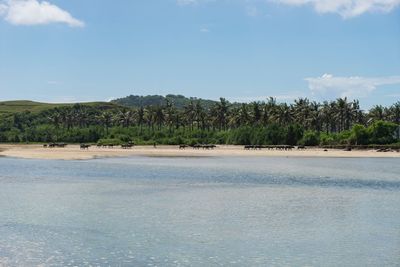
[0,0,399,108]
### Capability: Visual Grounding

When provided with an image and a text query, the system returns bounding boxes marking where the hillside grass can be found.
[0,100,120,115]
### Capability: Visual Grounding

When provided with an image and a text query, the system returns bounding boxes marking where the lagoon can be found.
[0,156,399,266]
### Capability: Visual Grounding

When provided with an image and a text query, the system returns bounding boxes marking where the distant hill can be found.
[0,100,119,116]
[111,94,218,109]
[0,95,223,117]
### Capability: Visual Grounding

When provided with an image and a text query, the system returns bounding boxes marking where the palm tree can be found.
[229,104,250,128]
[274,103,293,126]
[388,102,400,139]
[137,106,145,132]
[164,100,176,133]
[144,107,156,131]
[251,102,262,125]
[214,98,229,130]
[262,97,277,126]
[352,100,364,125]
[194,100,206,130]
[117,109,134,128]
[293,98,311,129]
[308,101,321,131]
[154,106,165,130]
[334,98,351,132]
[98,111,113,134]
[184,101,196,131]
[368,105,386,124]
[48,111,61,129]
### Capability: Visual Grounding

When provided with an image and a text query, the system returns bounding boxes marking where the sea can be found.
[0,156,399,266]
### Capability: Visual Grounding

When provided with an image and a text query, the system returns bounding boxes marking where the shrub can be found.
[300,131,320,146]
[368,121,397,144]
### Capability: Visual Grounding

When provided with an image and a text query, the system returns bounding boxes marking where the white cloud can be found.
[273,0,400,18]
[177,0,198,6]
[46,80,59,85]
[246,6,260,17]
[0,3,7,15]
[176,0,217,6]
[200,26,210,32]
[0,0,84,27]
[306,74,400,99]
[230,92,305,103]
[177,0,400,18]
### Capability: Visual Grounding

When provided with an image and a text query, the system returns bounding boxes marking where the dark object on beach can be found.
[244,145,294,150]
[121,144,134,149]
[191,144,217,150]
[45,143,67,148]
[324,149,328,152]
[121,141,134,149]
[297,145,306,150]
[179,144,188,149]
[80,144,90,150]
[344,147,352,151]
[377,148,391,152]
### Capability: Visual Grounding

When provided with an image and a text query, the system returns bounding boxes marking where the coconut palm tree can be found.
[275,103,293,126]
[262,97,277,126]
[154,106,165,131]
[98,111,113,134]
[250,102,262,125]
[229,103,250,128]
[117,109,135,128]
[368,105,386,124]
[214,98,229,130]
[184,101,196,131]
[48,111,61,129]
[194,100,206,130]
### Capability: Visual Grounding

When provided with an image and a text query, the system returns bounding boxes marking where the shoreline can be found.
[0,144,399,160]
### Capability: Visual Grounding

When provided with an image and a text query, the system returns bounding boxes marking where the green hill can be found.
[0,100,120,116]
[111,94,218,109]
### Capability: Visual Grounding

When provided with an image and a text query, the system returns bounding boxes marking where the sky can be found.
[0,0,399,108]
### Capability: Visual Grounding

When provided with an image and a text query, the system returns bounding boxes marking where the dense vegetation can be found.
[0,96,399,147]
[112,94,218,110]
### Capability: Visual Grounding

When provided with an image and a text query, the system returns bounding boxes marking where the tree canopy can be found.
[0,96,399,146]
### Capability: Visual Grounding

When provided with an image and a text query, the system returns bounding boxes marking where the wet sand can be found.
[0,144,399,160]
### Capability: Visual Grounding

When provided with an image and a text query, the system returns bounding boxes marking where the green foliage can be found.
[0,96,399,146]
[112,94,218,110]
[349,124,369,145]
[300,131,320,146]
[286,124,304,145]
[368,121,397,144]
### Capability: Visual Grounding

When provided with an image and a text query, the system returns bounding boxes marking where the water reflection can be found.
[0,157,399,266]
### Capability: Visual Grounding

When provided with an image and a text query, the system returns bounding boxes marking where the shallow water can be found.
[0,156,399,266]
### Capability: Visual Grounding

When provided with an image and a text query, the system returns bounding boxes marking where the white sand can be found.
[0,144,399,160]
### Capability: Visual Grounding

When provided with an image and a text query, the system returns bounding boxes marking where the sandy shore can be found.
[0,144,399,160]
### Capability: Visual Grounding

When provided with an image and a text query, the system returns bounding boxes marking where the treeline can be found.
[112,94,217,110]
[0,97,399,146]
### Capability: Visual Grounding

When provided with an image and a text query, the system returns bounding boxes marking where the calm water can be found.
[0,156,399,266]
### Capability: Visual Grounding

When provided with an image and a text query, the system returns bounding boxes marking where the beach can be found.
[0,144,399,160]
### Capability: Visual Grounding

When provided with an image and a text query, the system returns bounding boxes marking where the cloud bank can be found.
[177,0,400,18]
[274,0,400,18]
[0,0,84,27]
[306,74,400,99]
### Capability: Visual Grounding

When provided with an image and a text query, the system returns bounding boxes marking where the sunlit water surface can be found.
[0,156,399,266]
